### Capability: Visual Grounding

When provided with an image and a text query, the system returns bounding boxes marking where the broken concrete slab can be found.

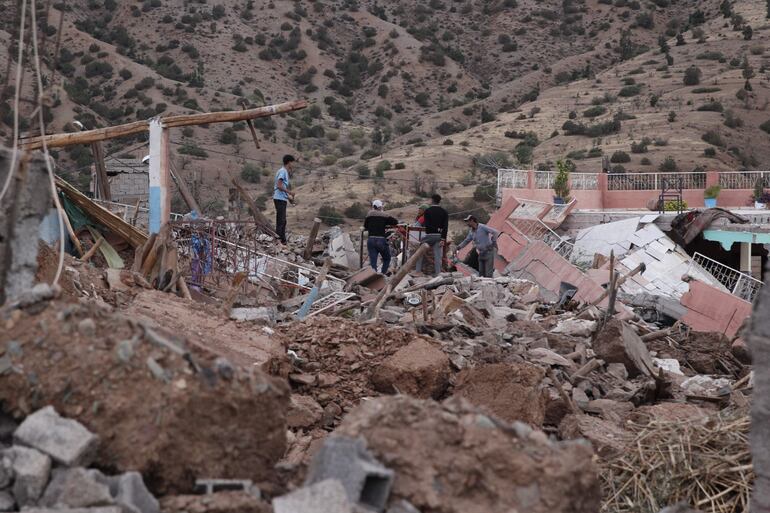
[3,445,52,506]
[453,363,547,426]
[94,471,160,513]
[14,406,99,467]
[40,467,114,509]
[0,491,15,512]
[346,267,386,291]
[592,321,654,378]
[305,437,393,512]
[229,307,277,323]
[370,339,451,399]
[328,227,360,271]
[551,319,596,338]
[273,479,352,513]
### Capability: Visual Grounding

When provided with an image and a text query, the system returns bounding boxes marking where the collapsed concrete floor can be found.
[0,233,756,513]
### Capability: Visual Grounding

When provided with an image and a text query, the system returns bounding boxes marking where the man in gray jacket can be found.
[456,215,500,277]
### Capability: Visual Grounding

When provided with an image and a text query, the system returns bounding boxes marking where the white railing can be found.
[719,171,770,190]
[607,172,706,191]
[688,252,762,302]
[498,168,529,189]
[92,198,184,229]
[510,217,574,260]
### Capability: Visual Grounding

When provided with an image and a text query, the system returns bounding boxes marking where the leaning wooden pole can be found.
[19,99,308,150]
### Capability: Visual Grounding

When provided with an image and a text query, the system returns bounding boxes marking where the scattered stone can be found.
[115,340,135,364]
[305,437,393,511]
[288,395,324,429]
[78,318,97,337]
[102,471,161,513]
[0,454,12,488]
[386,499,421,513]
[40,467,114,509]
[653,358,683,376]
[370,339,451,399]
[160,491,271,513]
[559,414,630,458]
[527,347,573,367]
[273,479,352,513]
[3,445,52,506]
[680,375,731,397]
[551,319,596,338]
[593,320,654,377]
[14,406,99,467]
[453,363,547,426]
[146,357,170,383]
[21,508,122,513]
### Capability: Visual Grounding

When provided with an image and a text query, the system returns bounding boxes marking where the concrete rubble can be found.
[0,168,760,512]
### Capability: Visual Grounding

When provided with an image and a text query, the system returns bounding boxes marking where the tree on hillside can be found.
[683,66,702,86]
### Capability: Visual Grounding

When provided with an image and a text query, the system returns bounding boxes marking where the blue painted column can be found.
[148,118,170,234]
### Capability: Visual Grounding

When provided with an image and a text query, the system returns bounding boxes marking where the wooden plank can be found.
[19,100,307,150]
[303,218,321,260]
[230,177,278,238]
[56,176,148,248]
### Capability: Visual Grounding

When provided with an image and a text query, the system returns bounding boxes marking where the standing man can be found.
[364,199,399,274]
[456,215,499,277]
[416,194,449,276]
[274,155,296,245]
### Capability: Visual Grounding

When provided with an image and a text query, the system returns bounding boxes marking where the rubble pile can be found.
[0,293,289,495]
[0,406,159,513]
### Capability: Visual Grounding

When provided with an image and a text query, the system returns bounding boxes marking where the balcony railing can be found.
[688,252,762,302]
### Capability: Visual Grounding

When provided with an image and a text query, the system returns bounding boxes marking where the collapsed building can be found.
[0,141,761,512]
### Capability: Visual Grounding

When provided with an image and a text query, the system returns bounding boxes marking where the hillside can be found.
[1,0,768,236]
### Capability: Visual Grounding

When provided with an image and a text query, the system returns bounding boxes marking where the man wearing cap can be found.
[456,215,499,278]
[364,200,399,274]
[274,155,296,245]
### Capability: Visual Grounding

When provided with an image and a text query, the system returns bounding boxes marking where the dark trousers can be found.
[367,237,391,274]
[274,199,288,243]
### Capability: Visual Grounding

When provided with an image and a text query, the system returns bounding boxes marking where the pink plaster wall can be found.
[680,280,752,337]
[502,171,755,210]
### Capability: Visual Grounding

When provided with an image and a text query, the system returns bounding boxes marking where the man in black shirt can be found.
[416,194,449,276]
[364,199,399,274]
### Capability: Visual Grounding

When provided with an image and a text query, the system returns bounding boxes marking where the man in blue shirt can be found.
[456,215,500,277]
[273,155,296,244]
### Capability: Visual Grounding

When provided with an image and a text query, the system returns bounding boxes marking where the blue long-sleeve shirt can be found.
[458,223,500,254]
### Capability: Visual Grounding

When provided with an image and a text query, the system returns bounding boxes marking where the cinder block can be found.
[273,479,351,513]
[40,467,114,509]
[3,446,51,506]
[14,406,99,467]
[305,437,393,512]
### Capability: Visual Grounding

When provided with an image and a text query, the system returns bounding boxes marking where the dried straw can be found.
[601,409,751,513]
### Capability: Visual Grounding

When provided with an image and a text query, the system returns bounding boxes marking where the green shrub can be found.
[356,164,371,179]
[683,66,702,85]
[659,156,678,172]
[344,202,368,219]
[583,105,607,118]
[664,199,687,211]
[376,160,392,173]
[697,101,723,112]
[760,119,770,134]
[473,183,496,201]
[319,205,343,226]
[240,163,261,183]
[702,129,725,147]
[394,162,406,170]
[704,147,717,157]
[619,84,642,97]
[177,142,208,157]
[610,150,631,163]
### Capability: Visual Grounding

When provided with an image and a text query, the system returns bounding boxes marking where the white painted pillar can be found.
[148,118,170,234]
[740,241,752,274]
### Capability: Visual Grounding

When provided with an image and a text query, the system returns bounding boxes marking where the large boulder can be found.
[334,396,601,513]
[370,339,451,399]
[453,363,547,426]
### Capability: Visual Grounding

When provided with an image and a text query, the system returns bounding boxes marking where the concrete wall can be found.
[502,171,756,210]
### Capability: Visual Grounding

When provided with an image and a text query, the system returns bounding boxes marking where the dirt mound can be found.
[370,339,451,399]
[0,298,289,495]
[335,396,601,513]
[125,290,286,371]
[453,363,547,426]
[277,317,439,424]
[647,330,739,375]
[36,242,117,305]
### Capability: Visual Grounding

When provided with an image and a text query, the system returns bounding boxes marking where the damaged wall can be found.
[680,279,752,337]
[0,149,50,304]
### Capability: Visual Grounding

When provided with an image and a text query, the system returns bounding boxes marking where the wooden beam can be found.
[19,100,307,149]
[303,217,321,261]
[230,177,278,238]
[55,176,148,248]
[91,141,111,201]
[170,167,201,214]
